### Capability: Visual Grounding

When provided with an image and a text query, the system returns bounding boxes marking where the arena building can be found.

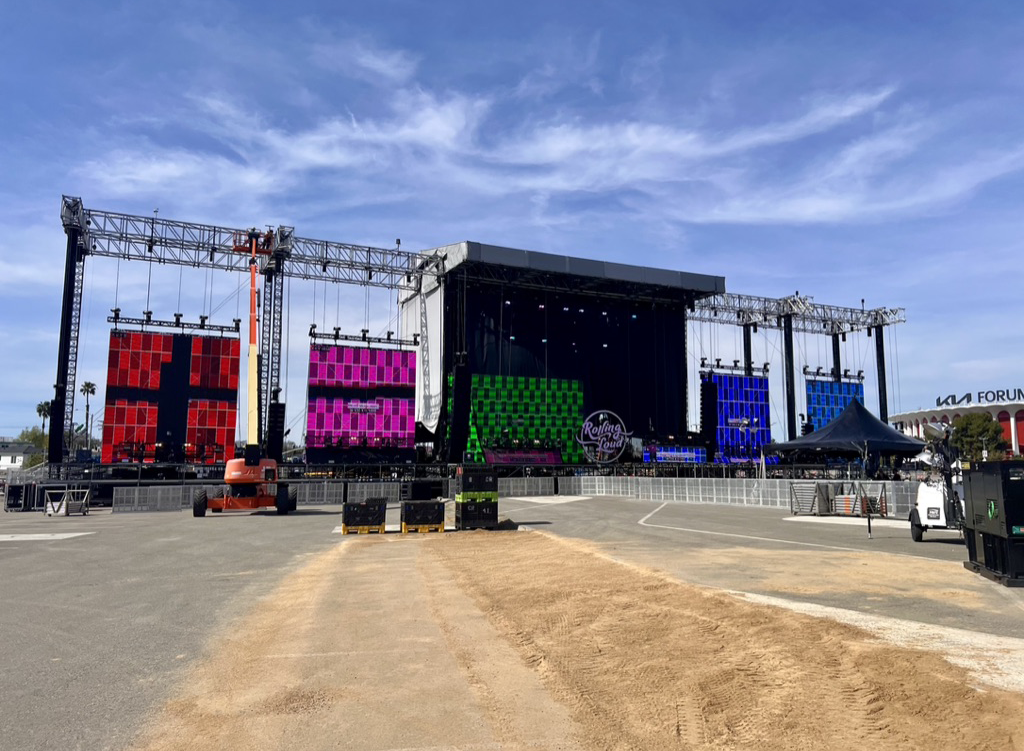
[891,387,1024,456]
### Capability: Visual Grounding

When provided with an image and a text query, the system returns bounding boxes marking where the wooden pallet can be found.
[341,524,387,535]
[401,523,444,534]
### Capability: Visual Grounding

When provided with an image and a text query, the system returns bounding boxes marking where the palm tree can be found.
[80,382,96,454]
[37,401,51,432]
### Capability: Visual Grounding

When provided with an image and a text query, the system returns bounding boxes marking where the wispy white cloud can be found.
[309,36,419,85]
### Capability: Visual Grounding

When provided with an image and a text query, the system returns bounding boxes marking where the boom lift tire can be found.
[275,485,291,516]
[910,510,924,542]
[288,486,298,512]
[193,489,208,518]
[211,487,224,512]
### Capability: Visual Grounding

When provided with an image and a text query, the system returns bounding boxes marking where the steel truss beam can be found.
[77,203,441,287]
[691,292,905,335]
[107,314,240,335]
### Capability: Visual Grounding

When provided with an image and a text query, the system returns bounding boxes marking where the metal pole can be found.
[874,324,888,422]
[742,323,753,377]
[832,333,842,382]
[783,314,797,440]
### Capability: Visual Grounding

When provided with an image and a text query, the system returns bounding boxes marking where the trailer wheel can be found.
[288,486,298,513]
[910,511,924,542]
[193,489,208,518]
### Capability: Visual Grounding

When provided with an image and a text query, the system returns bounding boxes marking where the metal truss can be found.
[309,327,418,348]
[64,239,85,451]
[259,267,285,441]
[107,313,240,335]
[691,292,906,334]
[76,201,443,287]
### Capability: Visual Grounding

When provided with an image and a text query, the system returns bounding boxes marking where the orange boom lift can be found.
[193,228,295,516]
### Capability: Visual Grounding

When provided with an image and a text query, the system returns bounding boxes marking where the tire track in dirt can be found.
[426,530,1024,751]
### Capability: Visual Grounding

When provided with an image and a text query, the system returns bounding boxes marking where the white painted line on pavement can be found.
[0,533,95,541]
[784,516,910,529]
[504,495,591,505]
[637,503,919,555]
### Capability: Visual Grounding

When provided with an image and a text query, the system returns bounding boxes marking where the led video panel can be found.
[702,372,772,460]
[805,378,864,431]
[461,375,584,464]
[305,345,416,450]
[643,446,707,463]
[101,330,240,464]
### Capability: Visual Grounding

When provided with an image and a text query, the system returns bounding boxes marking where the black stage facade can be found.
[400,242,725,464]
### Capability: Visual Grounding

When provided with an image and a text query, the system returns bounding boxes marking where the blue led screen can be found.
[805,379,864,430]
[703,372,772,459]
[642,446,707,463]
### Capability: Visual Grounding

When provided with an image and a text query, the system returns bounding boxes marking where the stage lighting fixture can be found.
[715,358,722,368]
[802,366,810,375]
[857,370,864,379]
[505,300,511,305]
[563,307,569,311]
[631,314,637,319]
[309,324,317,337]
[603,343,608,348]
[538,304,545,309]
[542,338,547,343]
[333,327,341,340]
[387,331,394,340]
[602,311,607,316]
[842,332,847,342]
[174,313,183,326]
[322,262,328,272]
[144,310,153,323]
[843,368,850,378]
[198,315,208,328]
[510,335,516,341]
[579,308,584,313]
[733,360,739,368]
[110,307,121,322]
[700,357,707,368]
[816,367,823,376]
[233,318,241,332]
[412,333,420,345]
[361,329,369,341]
[762,363,770,374]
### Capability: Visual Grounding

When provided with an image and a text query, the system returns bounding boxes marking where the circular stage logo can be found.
[577,410,632,463]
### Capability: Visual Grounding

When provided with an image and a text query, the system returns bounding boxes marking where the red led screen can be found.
[101,330,240,464]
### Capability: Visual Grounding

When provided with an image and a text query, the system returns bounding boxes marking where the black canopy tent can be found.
[773,399,925,456]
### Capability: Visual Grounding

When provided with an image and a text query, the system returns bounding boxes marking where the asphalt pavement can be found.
[2,495,1023,750]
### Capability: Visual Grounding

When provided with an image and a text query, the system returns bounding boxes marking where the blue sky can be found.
[2,0,1023,443]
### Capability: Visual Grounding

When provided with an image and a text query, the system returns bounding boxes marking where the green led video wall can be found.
[451,375,585,463]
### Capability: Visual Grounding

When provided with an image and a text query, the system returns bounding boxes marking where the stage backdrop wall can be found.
[448,283,688,442]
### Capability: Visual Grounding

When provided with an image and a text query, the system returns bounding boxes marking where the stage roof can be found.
[419,241,725,305]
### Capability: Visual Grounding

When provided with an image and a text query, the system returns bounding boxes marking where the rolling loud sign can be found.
[936,389,1024,407]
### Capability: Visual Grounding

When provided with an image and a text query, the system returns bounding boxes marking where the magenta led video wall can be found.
[306,344,416,449]
[308,345,415,388]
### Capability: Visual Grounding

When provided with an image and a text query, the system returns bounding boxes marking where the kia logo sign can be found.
[577,410,632,463]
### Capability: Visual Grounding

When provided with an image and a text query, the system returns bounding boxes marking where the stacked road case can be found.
[454,467,498,530]
[963,462,1024,586]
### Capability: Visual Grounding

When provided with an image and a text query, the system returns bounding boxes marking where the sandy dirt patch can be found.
[429,531,1024,751]
[134,530,1024,750]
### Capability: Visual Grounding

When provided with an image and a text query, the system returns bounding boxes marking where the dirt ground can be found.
[132,531,1024,751]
